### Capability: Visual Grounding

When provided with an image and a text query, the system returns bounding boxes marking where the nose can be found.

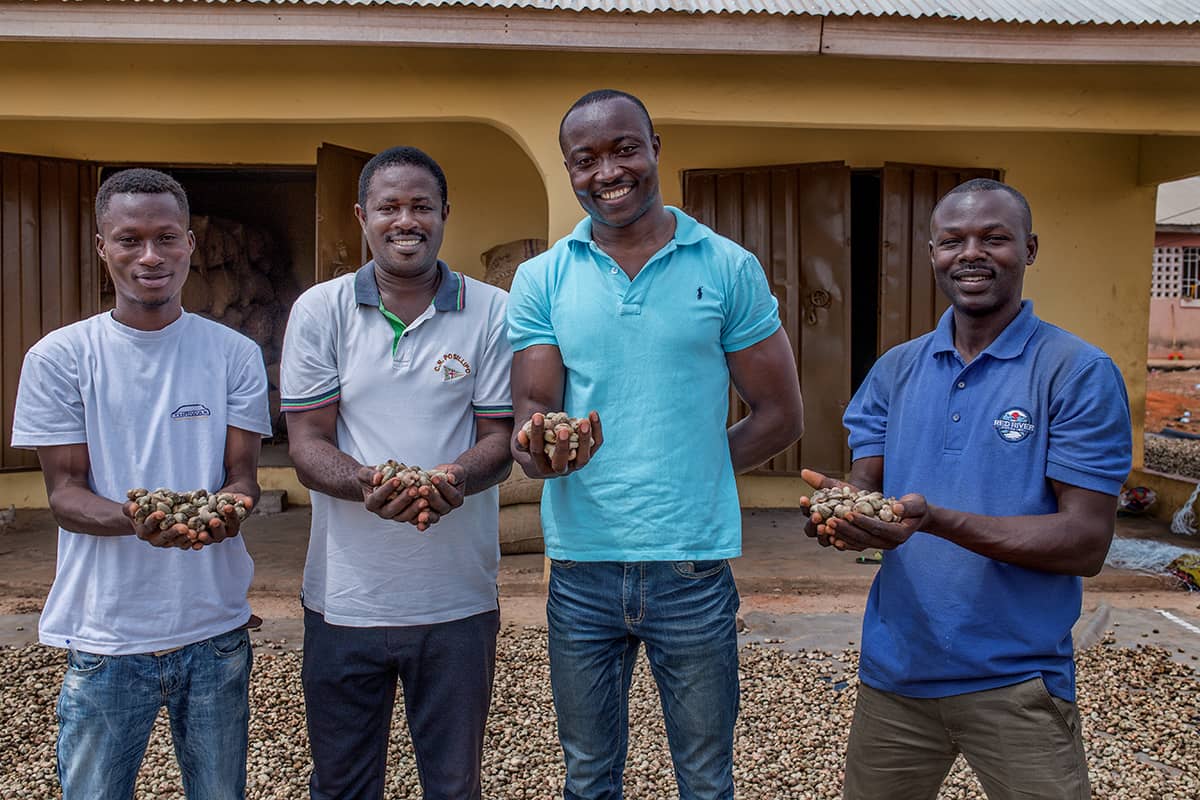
[391,207,419,230]
[595,154,622,183]
[137,241,165,265]
[959,235,985,261]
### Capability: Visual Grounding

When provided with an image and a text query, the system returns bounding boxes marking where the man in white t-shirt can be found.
[11,168,271,800]
[281,146,513,799]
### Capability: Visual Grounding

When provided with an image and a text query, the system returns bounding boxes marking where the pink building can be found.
[1149,177,1200,359]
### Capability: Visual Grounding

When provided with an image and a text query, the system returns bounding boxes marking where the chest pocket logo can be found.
[171,403,211,421]
[993,407,1035,442]
[434,353,472,383]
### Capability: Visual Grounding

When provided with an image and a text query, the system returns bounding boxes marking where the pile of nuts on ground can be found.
[1145,434,1200,481]
[1,630,1196,799]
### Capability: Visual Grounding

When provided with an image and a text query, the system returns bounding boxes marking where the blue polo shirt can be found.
[507,207,780,561]
[845,301,1131,701]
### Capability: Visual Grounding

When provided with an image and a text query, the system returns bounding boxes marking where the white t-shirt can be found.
[11,311,272,655]
[280,263,512,627]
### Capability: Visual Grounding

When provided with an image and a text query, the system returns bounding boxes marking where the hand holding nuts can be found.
[806,485,900,524]
[519,412,584,462]
[373,460,450,502]
[126,487,250,542]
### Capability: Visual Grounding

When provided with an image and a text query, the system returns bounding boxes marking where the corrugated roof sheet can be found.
[99,0,1200,26]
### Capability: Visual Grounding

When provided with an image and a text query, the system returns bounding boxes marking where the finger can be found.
[383,488,424,522]
[429,476,464,511]
[572,421,595,469]
[419,484,453,515]
[826,518,890,551]
[416,509,441,531]
[364,478,403,514]
[549,427,572,475]
[528,415,555,474]
[843,512,910,546]
[516,428,531,451]
[588,411,603,452]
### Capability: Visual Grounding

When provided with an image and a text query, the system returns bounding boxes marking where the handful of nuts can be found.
[520,412,584,461]
[807,486,900,524]
[374,460,449,501]
[126,488,249,533]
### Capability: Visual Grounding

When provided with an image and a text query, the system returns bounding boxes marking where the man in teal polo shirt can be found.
[803,179,1132,799]
[507,89,805,800]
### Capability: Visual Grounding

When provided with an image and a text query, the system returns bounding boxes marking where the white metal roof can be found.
[96,0,1200,26]
[1159,177,1200,228]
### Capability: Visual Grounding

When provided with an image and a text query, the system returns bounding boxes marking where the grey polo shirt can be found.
[281,262,513,626]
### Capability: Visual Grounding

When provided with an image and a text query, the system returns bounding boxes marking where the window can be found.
[1183,247,1200,306]
[1152,246,1200,306]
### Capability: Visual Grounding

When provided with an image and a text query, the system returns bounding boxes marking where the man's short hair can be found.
[559,89,654,147]
[358,146,448,207]
[95,168,189,227]
[933,178,1033,235]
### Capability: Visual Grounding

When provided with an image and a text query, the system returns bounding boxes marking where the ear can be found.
[441,201,450,222]
[186,229,196,256]
[1025,232,1039,265]
[354,203,367,232]
[928,239,935,268]
[651,133,662,160]
[95,232,107,264]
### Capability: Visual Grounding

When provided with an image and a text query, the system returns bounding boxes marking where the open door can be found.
[878,163,1000,353]
[1,152,100,470]
[315,143,372,284]
[683,162,852,477]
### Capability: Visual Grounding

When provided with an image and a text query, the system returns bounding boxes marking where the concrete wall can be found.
[1148,298,1200,359]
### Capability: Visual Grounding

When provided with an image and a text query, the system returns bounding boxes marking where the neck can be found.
[952,301,1022,363]
[112,301,183,332]
[590,201,675,255]
[374,260,441,301]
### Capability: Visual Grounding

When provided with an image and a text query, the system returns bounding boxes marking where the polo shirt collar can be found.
[353,260,464,312]
[931,300,1038,361]
[566,205,708,249]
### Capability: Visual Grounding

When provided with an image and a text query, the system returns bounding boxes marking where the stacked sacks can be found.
[181,215,301,438]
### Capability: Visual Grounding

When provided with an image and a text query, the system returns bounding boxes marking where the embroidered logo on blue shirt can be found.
[993,407,1035,442]
[171,404,211,420]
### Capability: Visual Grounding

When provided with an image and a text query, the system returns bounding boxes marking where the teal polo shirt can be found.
[507,207,781,561]
[845,301,1132,701]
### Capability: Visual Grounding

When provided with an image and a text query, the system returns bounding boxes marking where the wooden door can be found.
[1,153,99,470]
[878,163,1000,353]
[315,143,372,284]
[684,163,852,477]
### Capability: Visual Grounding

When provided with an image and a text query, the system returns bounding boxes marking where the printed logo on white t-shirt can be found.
[433,353,471,382]
[171,403,212,420]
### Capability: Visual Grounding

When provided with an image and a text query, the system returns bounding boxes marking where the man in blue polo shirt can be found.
[802,178,1131,799]
[507,89,804,800]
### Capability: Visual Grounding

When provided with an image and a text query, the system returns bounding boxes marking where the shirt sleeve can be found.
[10,347,87,448]
[280,295,341,413]
[227,343,273,437]
[721,252,782,353]
[1045,357,1132,496]
[506,259,558,352]
[844,358,891,460]
[473,291,514,419]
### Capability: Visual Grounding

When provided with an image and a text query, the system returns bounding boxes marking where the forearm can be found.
[47,484,134,537]
[289,438,365,502]
[924,505,1112,576]
[455,429,514,495]
[728,408,804,473]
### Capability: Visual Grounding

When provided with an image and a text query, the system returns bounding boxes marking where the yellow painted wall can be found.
[0,120,547,279]
[655,125,1155,469]
[2,40,1195,504]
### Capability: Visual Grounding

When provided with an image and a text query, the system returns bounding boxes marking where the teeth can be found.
[600,186,632,201]
[393,239,422,247]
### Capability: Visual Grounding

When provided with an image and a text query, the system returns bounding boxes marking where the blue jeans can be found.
[56,627,253,800]
[302,607,500,800]
[547,560,740,800]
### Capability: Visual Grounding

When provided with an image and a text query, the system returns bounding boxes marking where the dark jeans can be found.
[301,606,500,800]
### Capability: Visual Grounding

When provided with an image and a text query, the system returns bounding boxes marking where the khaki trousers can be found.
[843,678,1090,800]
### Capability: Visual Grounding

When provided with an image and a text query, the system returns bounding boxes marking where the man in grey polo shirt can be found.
[280,146,514,800]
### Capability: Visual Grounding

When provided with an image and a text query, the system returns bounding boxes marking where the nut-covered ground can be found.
[2,629,1196,799]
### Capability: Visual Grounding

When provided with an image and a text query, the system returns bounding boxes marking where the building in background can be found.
[1150,177,1200,359]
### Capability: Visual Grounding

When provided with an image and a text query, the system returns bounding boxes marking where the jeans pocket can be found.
[207,628,249,658]
[671,559,728,579]
[65,649,107,674]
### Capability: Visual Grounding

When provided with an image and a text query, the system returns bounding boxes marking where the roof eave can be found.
[0,4,1198,64]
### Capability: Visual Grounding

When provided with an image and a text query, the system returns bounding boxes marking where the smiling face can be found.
[560,97,662,230]
[96,191,194,317]
[355,163,448,279]
[929,189,1038,320]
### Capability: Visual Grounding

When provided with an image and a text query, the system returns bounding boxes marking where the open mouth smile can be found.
[597,185,633,202]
